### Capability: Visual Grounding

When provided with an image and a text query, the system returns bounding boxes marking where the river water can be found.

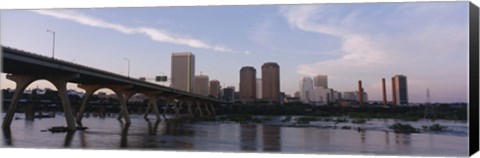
[0,113,468,157]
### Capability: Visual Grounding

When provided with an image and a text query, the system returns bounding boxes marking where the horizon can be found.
[0,86,469,104]
[0,2,470,103]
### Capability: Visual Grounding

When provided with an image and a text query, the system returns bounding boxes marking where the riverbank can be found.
[191,114,467,137]
[216,104,467,121]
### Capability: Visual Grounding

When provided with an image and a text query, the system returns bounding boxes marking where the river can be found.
[0,113,468,157]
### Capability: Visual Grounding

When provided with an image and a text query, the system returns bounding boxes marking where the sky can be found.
[0,1,470,103]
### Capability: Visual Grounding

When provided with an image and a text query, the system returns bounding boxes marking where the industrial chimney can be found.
[358,80,363,106]
[392,77,397,106]
[382,78,387,106]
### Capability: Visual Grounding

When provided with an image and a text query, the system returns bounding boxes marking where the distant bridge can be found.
[2,46,224,130]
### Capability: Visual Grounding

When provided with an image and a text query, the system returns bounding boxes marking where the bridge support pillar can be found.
[162,98,175,119]
[143,92,161,121]
[195,102,204,117]
[76,85,132,125]
[174,100,182,118]
[49,74,79,131]
[117,90,137,121]
[143,103,151,119]
[112,87,134,125]
[161,100,168,119]
[2,74,79,131]
[2,75,38,129]
[185,100,194,118]
[161,97,182,118]
[203,102,211,116]
[209,103,216,116]
[76,85,104,126]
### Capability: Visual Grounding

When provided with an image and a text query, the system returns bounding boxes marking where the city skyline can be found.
[0,2,469,103]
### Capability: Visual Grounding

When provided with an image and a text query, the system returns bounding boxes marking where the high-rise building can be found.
[222,86,235,103]
[343,91,368,103]
[312,87,330,106]
[261,62,280,103]
[194,75,209,96]
[343,91,357,101]
[332,90,342,101]
[392,75,408,105]
[314,75,328,89]
[239,66,256,103]
[209,80,221,98]
[256,79,262,99]
[299,77,314,103]
[362,92,369,103]
[171,52,195,92]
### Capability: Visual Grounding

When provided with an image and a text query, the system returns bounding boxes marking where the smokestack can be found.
[392,77,397,106]
[382,78,387,105]
[358,80,363,106]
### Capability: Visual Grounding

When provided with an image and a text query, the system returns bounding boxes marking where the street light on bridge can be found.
[123,57,131,77]
[46,29,56,59]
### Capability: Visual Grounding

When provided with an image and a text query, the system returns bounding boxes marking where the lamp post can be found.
[46,29,55,58]
[123,57,130,77]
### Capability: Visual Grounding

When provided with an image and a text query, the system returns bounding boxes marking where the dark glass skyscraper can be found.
[392,75,408,105]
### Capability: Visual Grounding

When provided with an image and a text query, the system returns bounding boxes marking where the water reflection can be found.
[23,119,34,133]
[385,131,390,145]
[0,115,468,156]
[394,133,411,145]
[393,133,412,154]
[63,131,75,147]
[147,120,161,136]
[119,122,130,148]
[262,125,281,152]
[79,130,87,147]
[240,124,257,151]
[360,130,366,144]
[164,121,194,136]
[139,120,162,148]
[162,120,194,149]
[2,128,12,146]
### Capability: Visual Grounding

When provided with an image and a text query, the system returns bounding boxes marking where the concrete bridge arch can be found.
[2,74,79,130]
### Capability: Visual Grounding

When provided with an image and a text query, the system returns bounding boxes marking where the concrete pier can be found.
[2,74,79,131]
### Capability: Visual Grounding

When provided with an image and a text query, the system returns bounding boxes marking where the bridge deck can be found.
[1,46,222,102]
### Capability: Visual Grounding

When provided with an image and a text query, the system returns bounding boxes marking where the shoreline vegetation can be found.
[193,114,453,134]
[217,104,467,121]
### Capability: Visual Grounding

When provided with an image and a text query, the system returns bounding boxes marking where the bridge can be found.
[1,46,224,131]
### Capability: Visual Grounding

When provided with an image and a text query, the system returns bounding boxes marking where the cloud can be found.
[280,3,468,102]
[281,5,388,77]
[33,10,232,53]
[280,5,347,36]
